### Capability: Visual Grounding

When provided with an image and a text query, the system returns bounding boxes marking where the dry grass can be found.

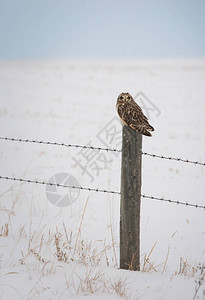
[55,232,69,262]
[8,217,131,298]
[74,268,106,295]
[0,187,204,300]
[74,196,89,255]
[1,217,204,300]
[177,257,204,279]
[193,263,205,300]
[141,242,171,273]
[175,258,205,300]
[14,218,116,277]
[111,277,130,298]
[30,249,49,264]
[0,222,9,237]
[142,241,160,272]
[67,268,131,299]
[107,177,118,267]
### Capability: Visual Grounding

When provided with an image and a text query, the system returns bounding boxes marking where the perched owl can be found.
[116,92,154,137]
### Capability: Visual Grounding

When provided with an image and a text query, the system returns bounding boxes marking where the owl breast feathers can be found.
[116,92,154,137]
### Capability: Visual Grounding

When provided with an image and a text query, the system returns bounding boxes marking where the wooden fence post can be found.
[120,125,142,271]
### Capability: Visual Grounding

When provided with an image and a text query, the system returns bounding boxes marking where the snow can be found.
[0,58,205,299]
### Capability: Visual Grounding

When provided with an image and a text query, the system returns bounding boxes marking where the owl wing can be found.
[118,102,154,136]
[128,102,153,129]
[132,100,149,121]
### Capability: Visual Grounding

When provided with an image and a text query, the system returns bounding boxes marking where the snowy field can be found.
[0,58,205,299]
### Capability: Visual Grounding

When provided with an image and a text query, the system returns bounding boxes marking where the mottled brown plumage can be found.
[116,92,154,137]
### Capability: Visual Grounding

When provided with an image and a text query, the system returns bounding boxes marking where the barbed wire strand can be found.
[0,137,121,152]
[0,175,120,195]
[1,136,205,166]
[141,194,204,209]
[142,152,205,166]
[0,175,204,210]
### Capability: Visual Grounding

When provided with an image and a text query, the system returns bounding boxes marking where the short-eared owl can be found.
[116,92,154,137]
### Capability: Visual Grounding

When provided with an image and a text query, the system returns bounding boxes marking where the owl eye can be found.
[127,96,131,100]
[120,96,124,100]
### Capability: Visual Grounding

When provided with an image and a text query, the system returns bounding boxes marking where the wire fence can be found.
[1,136,205,166]
[0,136,204,210]
[0,175,204,209]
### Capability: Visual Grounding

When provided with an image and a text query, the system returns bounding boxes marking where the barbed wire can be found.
[141,194,204,209]
[142,152,205,166]
[1,136,205,166]
[0,137,121,153]
[0,175,120,195]
[0,175,204,210]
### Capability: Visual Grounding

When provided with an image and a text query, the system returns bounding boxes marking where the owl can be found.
[116,92,154,137]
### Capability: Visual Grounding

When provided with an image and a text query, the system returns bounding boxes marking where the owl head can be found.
[117,92,133,105]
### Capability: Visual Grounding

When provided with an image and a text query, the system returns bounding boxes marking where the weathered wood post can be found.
[120,125,142,271]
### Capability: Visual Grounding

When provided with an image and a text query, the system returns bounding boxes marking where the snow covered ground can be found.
[0,58,205,299]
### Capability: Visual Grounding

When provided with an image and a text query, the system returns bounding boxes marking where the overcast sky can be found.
[0,0,205,60]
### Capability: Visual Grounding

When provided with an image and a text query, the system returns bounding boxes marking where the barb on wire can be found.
[0,175,204,210]
[1,136,205,166]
